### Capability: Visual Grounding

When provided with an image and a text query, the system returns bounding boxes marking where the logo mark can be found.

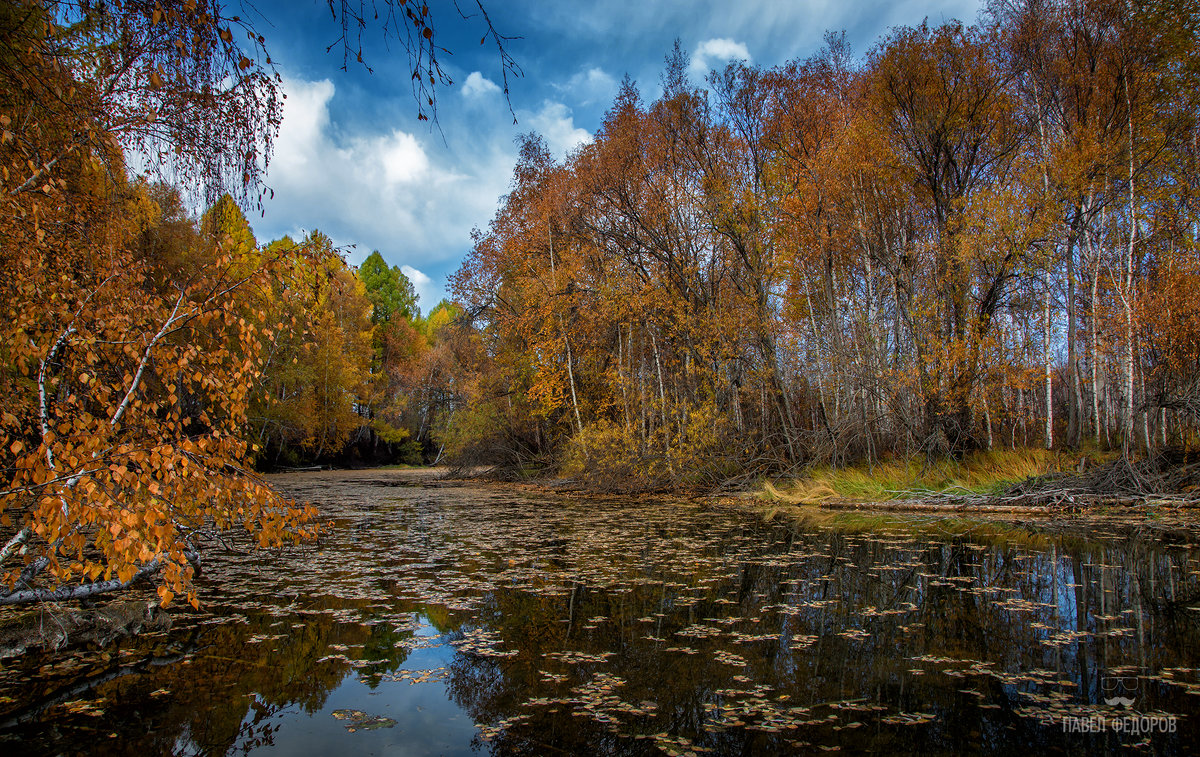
[1102,676,1139,708]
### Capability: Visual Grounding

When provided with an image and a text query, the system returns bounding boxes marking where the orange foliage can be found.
[0,1,313,605]
[450,4,1200,480]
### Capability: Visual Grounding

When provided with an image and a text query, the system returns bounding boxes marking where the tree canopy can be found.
[445,0,1200,489]
[360,251,420,324]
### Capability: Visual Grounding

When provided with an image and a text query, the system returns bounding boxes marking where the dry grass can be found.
[759,448,1082,504]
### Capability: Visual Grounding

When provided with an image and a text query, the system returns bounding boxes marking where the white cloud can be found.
[561,66,617,106]
[690,38,752,78]
[272,79,335,175]
[535,1,982,77]
[461,71,501,99]
[249,0,989,308]
[697,38,752,62]
[377,131,429,185]
[523,101,591,159]
[259,76,514,293]
[400,265,439,312]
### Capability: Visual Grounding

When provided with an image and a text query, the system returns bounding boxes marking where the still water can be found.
[1,470,1198,755]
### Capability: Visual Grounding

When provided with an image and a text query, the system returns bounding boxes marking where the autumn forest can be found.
[3,0,1200,610]
[453,4,1200,491]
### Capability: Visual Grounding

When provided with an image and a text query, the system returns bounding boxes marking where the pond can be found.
[1,470,1199,755]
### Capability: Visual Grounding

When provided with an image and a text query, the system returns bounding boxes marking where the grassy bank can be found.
[724,445,1200,547]
[757,447,1106,504]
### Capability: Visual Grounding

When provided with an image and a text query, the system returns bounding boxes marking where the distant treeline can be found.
[62,189,462,471]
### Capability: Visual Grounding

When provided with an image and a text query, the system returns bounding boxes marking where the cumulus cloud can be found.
[271,79,335,176]
[690,38,752,78]
[560,66,617,106]
[522,101,592,159]
[258,76,513,292]
[461,71,501,99]
[250,0,988,308]
[399,265,439,312]
[377,131,429,185]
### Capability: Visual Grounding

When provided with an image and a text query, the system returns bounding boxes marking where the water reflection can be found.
[0,470,1197,755]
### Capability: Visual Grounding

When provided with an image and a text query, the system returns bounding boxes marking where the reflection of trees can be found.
[438,522,1200,754]
[359,623,415,685]
[5,484,1200,755]
[0,602,412,755]
[119,611,367,754]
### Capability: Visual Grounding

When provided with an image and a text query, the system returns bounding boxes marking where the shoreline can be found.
[280,461,1200,515]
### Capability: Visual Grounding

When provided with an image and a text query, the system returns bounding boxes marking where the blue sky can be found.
[244,0,984,312]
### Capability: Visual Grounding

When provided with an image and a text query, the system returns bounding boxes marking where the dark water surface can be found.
[2,470,1199,755]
